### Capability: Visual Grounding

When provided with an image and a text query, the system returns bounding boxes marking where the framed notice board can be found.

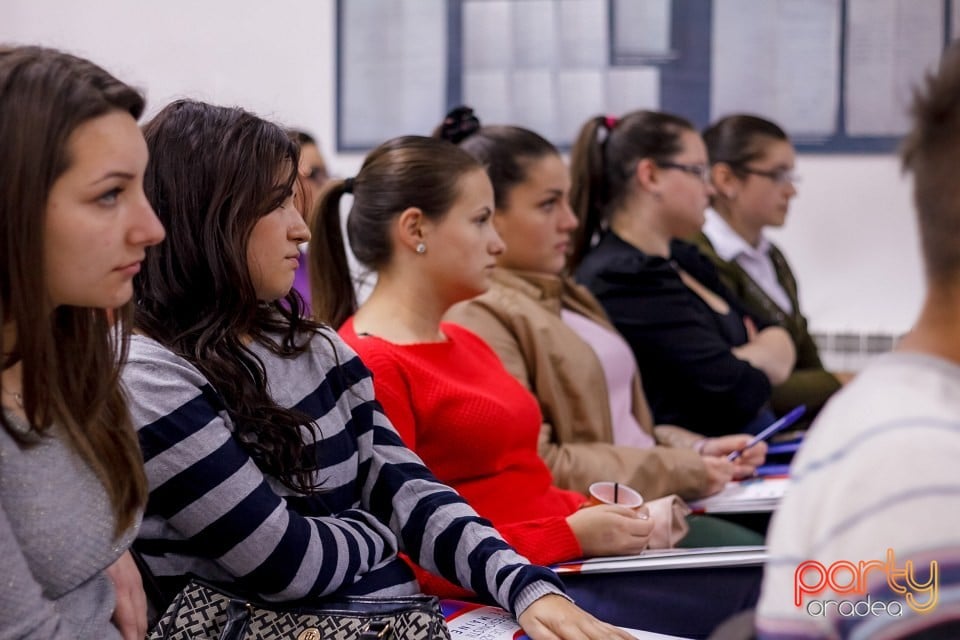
[337,0,954,152]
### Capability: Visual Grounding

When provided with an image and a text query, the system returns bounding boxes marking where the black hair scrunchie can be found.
[439,105,481,144]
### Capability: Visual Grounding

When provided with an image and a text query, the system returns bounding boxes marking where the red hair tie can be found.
[604,115,618,130]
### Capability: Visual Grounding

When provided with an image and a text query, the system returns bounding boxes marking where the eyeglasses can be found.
[656,161,711,184]
[740,166,800,186]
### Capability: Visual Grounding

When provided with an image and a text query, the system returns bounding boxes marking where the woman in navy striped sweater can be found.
[122,99,629,639]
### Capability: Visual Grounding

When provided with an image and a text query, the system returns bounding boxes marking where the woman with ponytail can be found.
[316,134,654,564]
[314,133,762,637]
[570,111,796,437]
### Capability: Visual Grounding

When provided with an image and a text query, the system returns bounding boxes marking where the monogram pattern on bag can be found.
[247,607,449,639]
[149,582,233,639]
[148,581,452,640]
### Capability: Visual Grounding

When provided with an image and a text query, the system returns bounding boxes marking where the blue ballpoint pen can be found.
[727,405,807,461]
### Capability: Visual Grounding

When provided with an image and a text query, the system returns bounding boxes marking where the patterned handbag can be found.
[148,579,452,640]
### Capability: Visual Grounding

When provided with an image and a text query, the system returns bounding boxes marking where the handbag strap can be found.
[220,601,252,640]
[222,599,396,640]
[359,620,395,639]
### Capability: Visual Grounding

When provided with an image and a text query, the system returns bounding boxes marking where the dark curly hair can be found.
[137,99,327,494]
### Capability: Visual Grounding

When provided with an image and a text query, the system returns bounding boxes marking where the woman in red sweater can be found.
[310,136,654,580]
[310,136,763,637]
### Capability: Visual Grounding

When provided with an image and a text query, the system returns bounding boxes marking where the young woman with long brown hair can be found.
[0,45,165,639]
[124,101,625,640]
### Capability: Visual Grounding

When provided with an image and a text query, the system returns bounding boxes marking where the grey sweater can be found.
[0,415,135,639]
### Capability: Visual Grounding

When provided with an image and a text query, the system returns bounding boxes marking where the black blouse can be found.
[576,233,773,436]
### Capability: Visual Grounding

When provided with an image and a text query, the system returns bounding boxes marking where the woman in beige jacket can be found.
[440,108,766,502]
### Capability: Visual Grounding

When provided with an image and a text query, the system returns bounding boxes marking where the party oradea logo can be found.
[794,549,938,617]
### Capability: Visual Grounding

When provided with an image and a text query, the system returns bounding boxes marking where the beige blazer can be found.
[446,268,709,500]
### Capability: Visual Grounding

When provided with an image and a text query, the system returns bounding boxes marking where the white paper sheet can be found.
[558,0,608,67]
[463,0,513,70]
[513,0,558,68]
[845,0,944,136]
[606,67,661,114]
[463,70,513,125]
[341,0,446,146]
[711,0,840,138]
[612,0,672,58]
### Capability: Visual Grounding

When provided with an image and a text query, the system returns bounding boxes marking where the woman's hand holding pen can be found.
[699,435,768,487]
[701,434,767,467]
[700,456,736,496]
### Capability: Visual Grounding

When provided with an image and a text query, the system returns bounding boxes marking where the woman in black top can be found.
[569,111,796,436]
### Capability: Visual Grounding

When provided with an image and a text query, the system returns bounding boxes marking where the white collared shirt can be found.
[702,208,794,314]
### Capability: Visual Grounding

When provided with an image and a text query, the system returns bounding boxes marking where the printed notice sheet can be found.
[442,601,688,639]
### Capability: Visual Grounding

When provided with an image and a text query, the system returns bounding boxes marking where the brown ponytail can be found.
[309,136,484,329]
[569,116,609,270]
[569,110,695,269]
[309,180,357,328]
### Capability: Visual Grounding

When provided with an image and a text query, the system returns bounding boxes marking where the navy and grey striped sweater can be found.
[123,330,564,617]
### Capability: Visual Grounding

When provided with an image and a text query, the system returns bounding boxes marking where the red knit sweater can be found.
[340,319,584,596]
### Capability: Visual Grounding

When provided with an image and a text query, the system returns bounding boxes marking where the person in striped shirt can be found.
[122,99,631,640]
[756,41,960,639]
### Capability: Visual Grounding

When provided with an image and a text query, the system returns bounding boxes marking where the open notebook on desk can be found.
[442,600,691,639]
[687,476,789,514]
[551,545,767,576]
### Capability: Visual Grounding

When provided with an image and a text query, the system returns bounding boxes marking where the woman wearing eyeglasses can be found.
[570,110,796,437]
[692,115,851,421]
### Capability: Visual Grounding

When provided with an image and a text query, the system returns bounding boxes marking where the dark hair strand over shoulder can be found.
[137,100,329,494]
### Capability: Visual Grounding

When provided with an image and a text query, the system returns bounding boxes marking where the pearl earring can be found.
[416,243,426,255]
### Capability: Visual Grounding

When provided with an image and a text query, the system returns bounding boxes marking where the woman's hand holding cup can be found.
[567,482,654,557]
[585,481,644,509]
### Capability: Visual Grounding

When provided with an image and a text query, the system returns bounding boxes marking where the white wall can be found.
[0,0,925,335]
[0,0,342,166]
[771,154,921,336]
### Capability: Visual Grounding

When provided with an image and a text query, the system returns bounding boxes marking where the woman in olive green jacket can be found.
[693,115,851,420]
